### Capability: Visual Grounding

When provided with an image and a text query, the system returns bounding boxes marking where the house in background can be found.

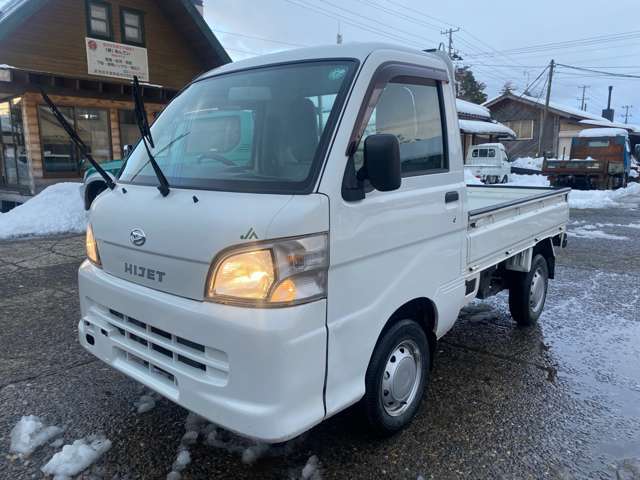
[0,0,230,211]
[484,93,639,160]
[456,98,516,159]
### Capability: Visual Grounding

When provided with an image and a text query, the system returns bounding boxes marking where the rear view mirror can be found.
[361,134,401,192]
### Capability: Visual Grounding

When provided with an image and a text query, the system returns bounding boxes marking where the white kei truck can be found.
[78,43,570,443]
[464,143,511,184]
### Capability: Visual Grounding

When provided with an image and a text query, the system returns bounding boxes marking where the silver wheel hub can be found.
[381,340,422,416]
[530,268,546,313]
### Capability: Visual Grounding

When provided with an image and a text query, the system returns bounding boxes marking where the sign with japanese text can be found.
[85,38,149,82]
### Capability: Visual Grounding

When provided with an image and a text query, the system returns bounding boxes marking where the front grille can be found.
[106,308,229,385]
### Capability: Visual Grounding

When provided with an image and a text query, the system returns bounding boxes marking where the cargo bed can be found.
[465,185,571,274]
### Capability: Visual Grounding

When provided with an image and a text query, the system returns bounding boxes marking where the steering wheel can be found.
[196,152,235,166]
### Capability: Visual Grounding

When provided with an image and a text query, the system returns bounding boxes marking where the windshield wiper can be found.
[128,131,190,182]
[40,89,115,191]
[132,76,170,197]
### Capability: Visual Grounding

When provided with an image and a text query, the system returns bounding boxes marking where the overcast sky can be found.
[204,0,640,124]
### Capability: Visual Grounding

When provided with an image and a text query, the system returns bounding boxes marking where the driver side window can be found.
[354,78,447,177]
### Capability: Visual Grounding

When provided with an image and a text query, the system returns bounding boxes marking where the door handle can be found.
[445,191,459,203]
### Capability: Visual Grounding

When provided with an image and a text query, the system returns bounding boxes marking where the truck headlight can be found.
[206,233,328,307]
[86,224,101,266]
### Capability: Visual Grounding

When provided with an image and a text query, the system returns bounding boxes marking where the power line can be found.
[283,0,426,48]
[556,63,640,79]
[465,30,640,58]
[621,105,633,124]
[212,29,308,48]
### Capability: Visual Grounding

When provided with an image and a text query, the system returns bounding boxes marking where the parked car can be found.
[464,143,510,184]
[76,44,569,442]
[81,109,255,209]
[543,128,631,190]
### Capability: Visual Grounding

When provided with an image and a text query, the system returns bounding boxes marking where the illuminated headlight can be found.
[206,233,328,307]
[86,224,101,266]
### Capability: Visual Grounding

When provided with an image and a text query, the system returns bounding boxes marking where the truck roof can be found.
[470,143,506,150]
[198,42,449,80]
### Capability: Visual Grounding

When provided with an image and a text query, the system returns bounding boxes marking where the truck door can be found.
[324,65,465,415]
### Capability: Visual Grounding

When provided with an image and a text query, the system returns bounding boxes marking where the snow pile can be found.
[511,157,544,171]
[630,169,639,179]
[41,434,111,480]
[10,416,64,456]
[464,168,483,185]
[569,183,640,209]
[507,174,550,187]
[0,182,87,239]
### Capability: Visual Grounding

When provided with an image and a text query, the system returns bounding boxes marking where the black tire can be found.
[362,319,430,436]
[509,254,549,326]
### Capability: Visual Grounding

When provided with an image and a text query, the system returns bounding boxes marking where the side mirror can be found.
[361,134,401,192]
[123,144,133,158]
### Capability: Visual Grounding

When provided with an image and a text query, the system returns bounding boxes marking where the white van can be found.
[464,143,511,184]
[78,44,569,442]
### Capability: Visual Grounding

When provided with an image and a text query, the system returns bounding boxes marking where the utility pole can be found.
[336,21,342,45]
[538,59,555,157]
[440,27,460,59]
[577,85,590,111]
[621,105,633,124]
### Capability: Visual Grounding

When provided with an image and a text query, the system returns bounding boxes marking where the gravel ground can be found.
[0,195,639,480]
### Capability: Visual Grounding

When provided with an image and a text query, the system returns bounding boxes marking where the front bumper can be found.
[78,261,327,442]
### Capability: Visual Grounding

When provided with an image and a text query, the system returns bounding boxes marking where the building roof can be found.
[0,0,230,68]
[458,119,516,139]
[484,92,609,123]
[456,98,491,119]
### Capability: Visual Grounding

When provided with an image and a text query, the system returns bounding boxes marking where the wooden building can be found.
[456,98,516,159]
[0,0,229,209]
[484,93,637,161]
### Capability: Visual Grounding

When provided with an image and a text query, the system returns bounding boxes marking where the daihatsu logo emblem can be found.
[130,228,146,246]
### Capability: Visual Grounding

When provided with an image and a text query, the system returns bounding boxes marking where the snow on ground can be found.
[134,390,161,414]
[165,411,307,479]
[569,225,629,241]
[0,183,86,240]
[301,454,322,479]
[41,434,111,480]
[511,157,544,171]
[568,183,640,209]
[10,416,64,457]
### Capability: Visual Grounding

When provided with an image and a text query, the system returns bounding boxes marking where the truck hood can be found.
[90,185,329,300]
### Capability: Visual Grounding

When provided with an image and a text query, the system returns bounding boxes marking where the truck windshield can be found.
[119,60,357,193]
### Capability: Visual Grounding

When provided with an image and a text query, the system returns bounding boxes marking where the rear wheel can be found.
[509,254,549,326]
[362,319,430,436]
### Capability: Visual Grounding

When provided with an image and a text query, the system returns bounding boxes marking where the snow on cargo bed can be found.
[0,183,87,240]
[511,157,544,171]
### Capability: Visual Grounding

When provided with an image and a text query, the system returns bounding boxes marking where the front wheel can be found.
[362,319,430,436]
[509,254,549,326]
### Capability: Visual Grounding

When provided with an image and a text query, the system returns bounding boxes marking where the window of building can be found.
[0,98,28,188]
[355,79,447,176]
[504,120,534,140]
[118,110,139,156]
[121,8,144,45]
[38,105,112,175]
[86,0,112,40]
